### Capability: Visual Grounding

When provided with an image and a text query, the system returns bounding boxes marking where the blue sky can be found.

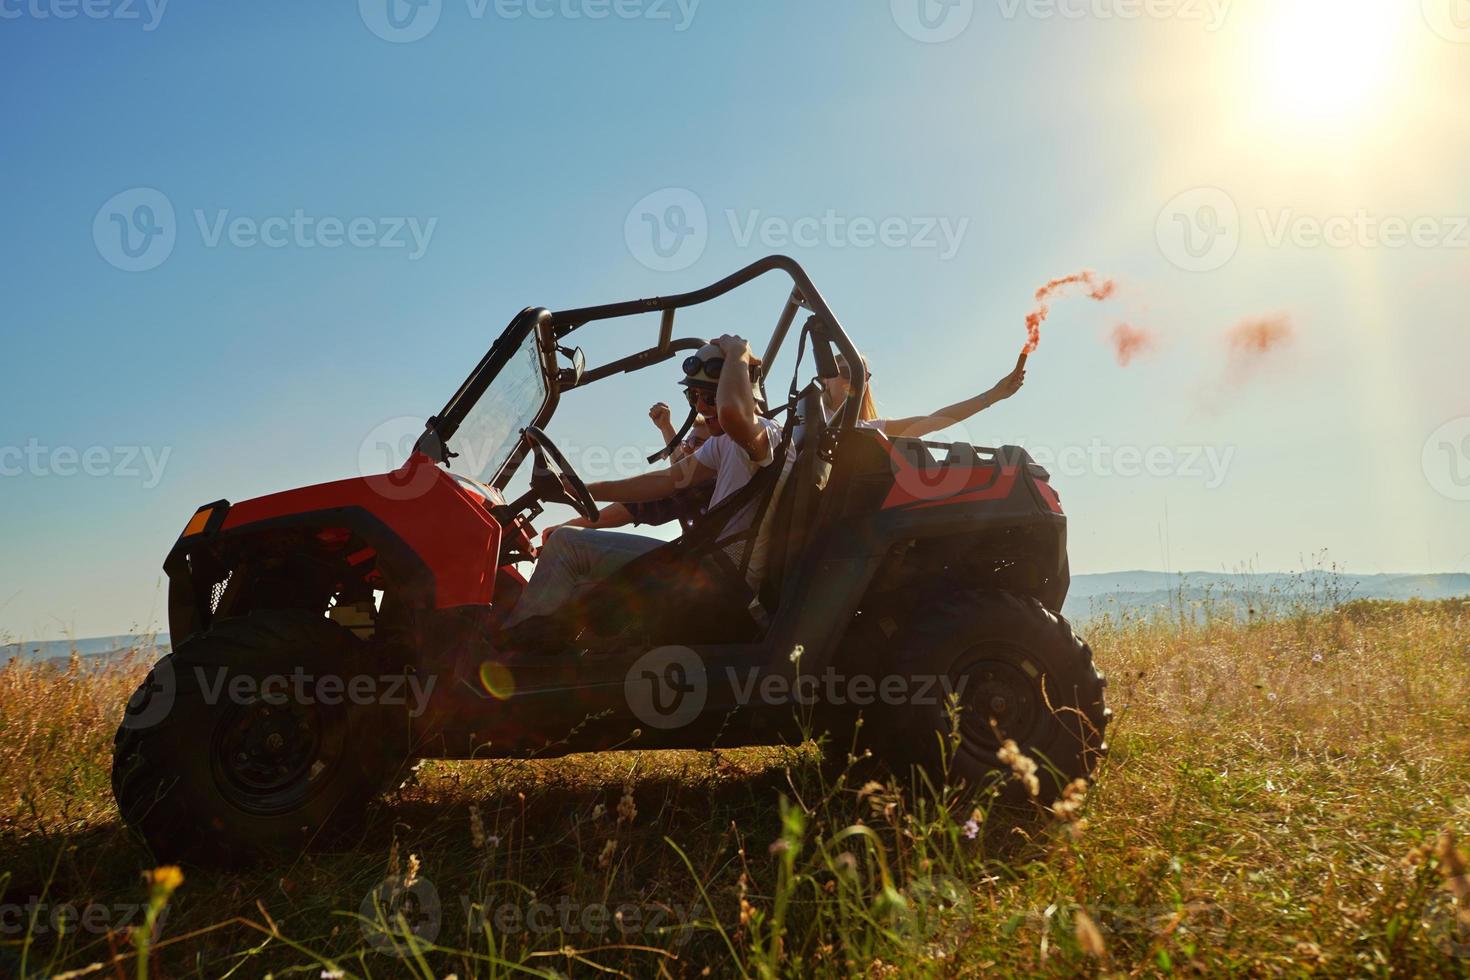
[2,0,1468,640]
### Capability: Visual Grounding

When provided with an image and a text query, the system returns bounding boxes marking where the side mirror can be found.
[557,346,586,388]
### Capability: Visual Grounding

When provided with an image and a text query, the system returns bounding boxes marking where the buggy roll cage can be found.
[414,255,865,489]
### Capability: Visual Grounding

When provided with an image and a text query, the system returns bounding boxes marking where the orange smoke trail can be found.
[1109,323,1155,366]
[1022,271,1117,355]
[1225,315,1293,382]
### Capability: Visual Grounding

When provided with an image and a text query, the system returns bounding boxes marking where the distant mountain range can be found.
[4,571,1467,661]
[1062,571,1470,623]
[3,633,171,664]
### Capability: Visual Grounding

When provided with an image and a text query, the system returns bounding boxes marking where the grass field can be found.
[2,598,1468,977]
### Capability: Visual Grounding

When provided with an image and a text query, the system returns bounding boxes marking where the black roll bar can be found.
[550,255,865,432]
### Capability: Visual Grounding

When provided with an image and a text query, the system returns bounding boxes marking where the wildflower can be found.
[468,804,485,849]
[770,838,791,857]
[592,803,606,820]
[963,819,980,840]
[146,866,184,894]
[1312,652,1324,663]
[1051,778,1088,822]
[403,854,420,889]
[789,643,804,663]
[996,739,1040,797]
[597,839,617,869]
[487,834,501,848]
[321,971,345,980]
[617,784,637,824]
[1267,692,1278,702]
[1436,831,1470,905]
[1074,909,1106,959]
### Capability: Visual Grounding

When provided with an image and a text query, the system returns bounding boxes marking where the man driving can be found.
[500,333,781,638]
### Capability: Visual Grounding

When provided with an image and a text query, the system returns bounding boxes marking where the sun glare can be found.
[1254,0,1410,128]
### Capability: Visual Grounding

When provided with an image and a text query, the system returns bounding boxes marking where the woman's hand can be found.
[989,362,1026,403]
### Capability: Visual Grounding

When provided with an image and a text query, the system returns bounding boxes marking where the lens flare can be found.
[478,660,516,700]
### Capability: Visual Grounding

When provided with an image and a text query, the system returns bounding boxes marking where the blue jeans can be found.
[503,527,663,627]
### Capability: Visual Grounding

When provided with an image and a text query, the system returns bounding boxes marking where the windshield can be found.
[448,327,548,485]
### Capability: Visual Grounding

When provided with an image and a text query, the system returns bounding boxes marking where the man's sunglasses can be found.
[683,354,727,378]
[684,386,717,407]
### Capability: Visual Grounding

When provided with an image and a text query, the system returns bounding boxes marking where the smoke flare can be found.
[1225,315,1293,384]
[1022,271,1117,355]
[1109,323,1155,366]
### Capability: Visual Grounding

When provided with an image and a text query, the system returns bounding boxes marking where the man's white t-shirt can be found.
[693,415,784,511]
[693,416,786,586]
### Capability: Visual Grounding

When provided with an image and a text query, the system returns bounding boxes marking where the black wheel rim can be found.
[950,644,1045,758]
[211,693,346,816]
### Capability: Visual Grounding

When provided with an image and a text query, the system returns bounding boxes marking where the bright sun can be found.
[1254,0,1410,128]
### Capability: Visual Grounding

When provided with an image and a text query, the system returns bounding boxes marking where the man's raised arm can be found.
[712,334,770,462]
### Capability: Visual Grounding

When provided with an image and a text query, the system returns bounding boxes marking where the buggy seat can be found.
[567,382,828,646]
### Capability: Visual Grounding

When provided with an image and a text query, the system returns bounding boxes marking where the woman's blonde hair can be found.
[837,354,879,422]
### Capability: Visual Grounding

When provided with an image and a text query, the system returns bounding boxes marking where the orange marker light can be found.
[182,508,212,537]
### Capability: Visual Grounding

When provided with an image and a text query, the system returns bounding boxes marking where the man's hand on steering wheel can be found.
[523,426,600,523]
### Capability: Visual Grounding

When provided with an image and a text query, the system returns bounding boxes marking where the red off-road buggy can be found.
[112,256,1109,864]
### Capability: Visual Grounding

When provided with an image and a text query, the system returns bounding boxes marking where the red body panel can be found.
[220,454,502,608]
[880,451,1020,511]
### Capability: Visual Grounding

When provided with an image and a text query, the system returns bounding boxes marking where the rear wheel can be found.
[872,590,1108,803]
[111,611,413,866]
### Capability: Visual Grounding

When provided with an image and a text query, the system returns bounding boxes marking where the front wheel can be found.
[111,611,413,866]
[872,590,1109,803]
